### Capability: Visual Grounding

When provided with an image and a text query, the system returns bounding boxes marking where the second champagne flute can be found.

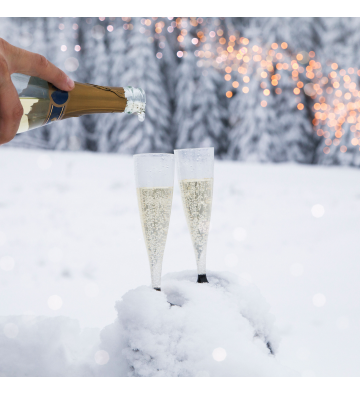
[134,153,175,291]
[174,148,214,284]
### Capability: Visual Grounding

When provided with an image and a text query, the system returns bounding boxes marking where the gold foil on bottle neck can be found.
[61,82,127,119]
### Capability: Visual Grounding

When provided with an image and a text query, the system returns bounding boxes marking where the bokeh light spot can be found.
[91,25,105,40]
[64,57,79,72]
[311,204,325,218]
[212,347,227,361]
[47,295,63,310]
[313,293,326,307]
[95,350,110,365]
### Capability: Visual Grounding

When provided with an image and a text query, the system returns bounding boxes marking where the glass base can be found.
[197,274,209,283]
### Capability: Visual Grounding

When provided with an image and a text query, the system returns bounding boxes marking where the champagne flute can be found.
[174,148,214,283]
[134,153,175,291]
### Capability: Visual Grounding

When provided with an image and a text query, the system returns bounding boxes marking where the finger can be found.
[0,54,23,145]
[5,41,74,91]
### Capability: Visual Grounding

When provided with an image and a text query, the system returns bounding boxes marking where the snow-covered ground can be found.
[1,147,360,376]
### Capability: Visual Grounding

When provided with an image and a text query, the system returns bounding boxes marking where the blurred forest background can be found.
[1,17,360,166]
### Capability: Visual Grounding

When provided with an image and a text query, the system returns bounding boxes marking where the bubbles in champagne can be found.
[137,187,173,289]
[179,178,213,275]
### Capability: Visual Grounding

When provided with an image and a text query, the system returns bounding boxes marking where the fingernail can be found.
[67,76,75,89]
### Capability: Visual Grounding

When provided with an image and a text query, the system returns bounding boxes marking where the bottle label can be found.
[43,86,69,125]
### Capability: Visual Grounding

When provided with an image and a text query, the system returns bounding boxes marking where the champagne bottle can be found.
[11,73,146,134]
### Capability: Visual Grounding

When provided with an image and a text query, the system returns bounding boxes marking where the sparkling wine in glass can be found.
[174,148,214,283]
[134,153,175,291]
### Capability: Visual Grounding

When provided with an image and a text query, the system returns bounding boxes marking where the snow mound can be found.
[97,270,295,377]
[0,271,295,376]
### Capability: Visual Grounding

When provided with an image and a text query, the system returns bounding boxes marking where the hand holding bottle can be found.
[0,38,75,145]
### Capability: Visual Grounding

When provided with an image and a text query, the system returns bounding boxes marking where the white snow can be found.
[0,270,292,377]
[1,147,360,376]
[0,314,99,377]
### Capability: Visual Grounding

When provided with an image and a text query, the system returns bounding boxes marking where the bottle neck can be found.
[61,82,127,119]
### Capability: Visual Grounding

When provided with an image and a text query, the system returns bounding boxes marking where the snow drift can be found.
[0,315,99,377]
[0,270,294,376]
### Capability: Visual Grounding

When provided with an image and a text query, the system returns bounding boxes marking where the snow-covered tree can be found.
[154,18,178,149]
[0,17,19,45]
[107,17,171,154]
[98,22,127,152]
[77,17,108,152]
[180,17,229,156]
[91,27,111,151]
[173,34,198,150]
[228,19,276,161]
[315,18,360,166]
[271,66,318,163]
[3,16,360,167]
[266,18,319,162]
[190,66,228,156]
[228,17,319,162]
[45,17,85,151]
[228,66,278,161]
